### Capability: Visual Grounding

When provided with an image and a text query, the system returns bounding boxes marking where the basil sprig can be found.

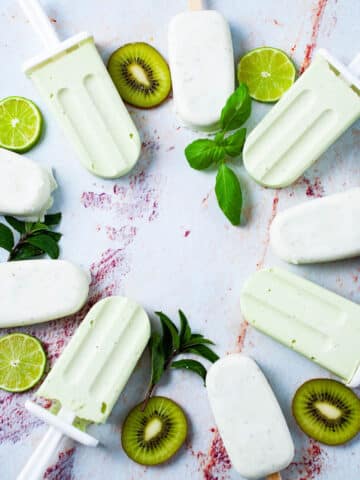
[144,310,218,404]
[185,83,251,225]
[0,213,62,261]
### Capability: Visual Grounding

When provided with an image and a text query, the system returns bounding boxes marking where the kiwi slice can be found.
[108,42,171,109]
[292,378,360,445]
[121,396,187,465]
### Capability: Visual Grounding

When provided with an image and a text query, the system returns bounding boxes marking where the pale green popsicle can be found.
[37,296,150,423]
[243,52,360,188]
[240,268,360,385]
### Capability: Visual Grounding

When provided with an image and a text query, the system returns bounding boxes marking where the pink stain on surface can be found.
[256,192,279,270]
[298,177,324,198]
[44,447,76,480]
[197,429,232,480]
[285,439,326,479]
[184,230,191,238]
[235,320,249,353]
[300,0,328,73]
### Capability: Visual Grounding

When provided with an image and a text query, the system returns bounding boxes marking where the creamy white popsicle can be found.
[271,188,360,264]
[207,354,294,480]
[0,260,89,327]
[168,4,234,131]
[0,148,56,221]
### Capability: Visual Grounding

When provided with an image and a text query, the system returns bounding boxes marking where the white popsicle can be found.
[0,260,89,327]
[168,0,235,131]
[0,148,56,220]
[271,188,360,264]
[207,354,294,480]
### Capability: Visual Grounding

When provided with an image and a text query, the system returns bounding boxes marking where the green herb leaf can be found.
[156,312,180,358]
[38,231,62,242]
[10,244,43,261]
[185,139,225,170]
[220,84,251,132]
[4,216,26,233]
[30,222,51,233]
[184,335,215,347]
[27,234,60,259]
[215,164,242,225]
[149,332,165,386]
[222,128,247,157]
[171,359,207,383]
[44,213,62,226]
[179,310,192,346]
[184,344,219,363]
[0,224,14,252]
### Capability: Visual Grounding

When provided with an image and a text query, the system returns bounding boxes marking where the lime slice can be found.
[237,47,296,102]
[0,96,43,153]
[0,333,47,392]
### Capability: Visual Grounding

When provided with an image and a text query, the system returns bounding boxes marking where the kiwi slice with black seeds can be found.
[108,42,171,109]
[121,396,187,465]
[292,378,360,445]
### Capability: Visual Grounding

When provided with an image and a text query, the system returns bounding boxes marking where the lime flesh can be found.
[237,47,296,102]
[0,96,43,153]
[0,333,47,392]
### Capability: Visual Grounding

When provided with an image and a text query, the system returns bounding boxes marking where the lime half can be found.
[237,47,296,102]
[0,96,43,153]
[0,333,47,392]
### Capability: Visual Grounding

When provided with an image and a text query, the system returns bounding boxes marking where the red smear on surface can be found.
[298,177,324,197]
[50,17,57,23]
[201,430,232,480]
[235,320,249,353]
[105,225,137,242]
[202,191,211,206]
[300,0,328,73]
[44,447,75,480]
[286,439,325,479]
[184,230,191,238]
[256,192,279,270]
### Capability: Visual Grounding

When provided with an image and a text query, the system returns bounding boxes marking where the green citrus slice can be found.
[0,96,43,153]
[237,47,296,102]
[0,333,47,392]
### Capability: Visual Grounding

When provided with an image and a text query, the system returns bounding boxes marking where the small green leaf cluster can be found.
[185,84,252,225]
[0,213,62,261]
[147,310,219,399]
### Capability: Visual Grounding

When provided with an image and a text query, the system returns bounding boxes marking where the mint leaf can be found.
[149,332,165,386]
[5,216,26,234]
[0,224,14,252]
[44,213,62,226]
[156,312,180,358]
[27,234,60,259]
[184,335,215,347]
[222,128,246,157]
[171,359,207,383]
[184,344,219,363]
[185,139,225,170]
[179,310,192,346]
[220,84,251,132]
[215,164,242,225]
[10,244,43,261]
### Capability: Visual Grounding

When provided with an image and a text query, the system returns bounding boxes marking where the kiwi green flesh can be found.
[292,379,360,445]
[108,42,171,109]
[121,396,188,465]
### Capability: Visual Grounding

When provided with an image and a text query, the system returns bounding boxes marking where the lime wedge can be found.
[237,47,296,102]
[0,96,43,153]
[0,333,47,392]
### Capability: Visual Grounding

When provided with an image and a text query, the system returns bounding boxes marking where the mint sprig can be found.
[144,310,218,406]
[185,83,251,225]
[0,213,62,261]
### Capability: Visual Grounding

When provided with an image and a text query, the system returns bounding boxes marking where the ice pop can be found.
[207,354,294,480]
[271,188,360,264]
[168,0,235,131]
[0,148,56,220]
[18,296,150,480]
[243,49,360,188]
[240,268,360,387]
[0,260,89,328]
[19,0,141,179]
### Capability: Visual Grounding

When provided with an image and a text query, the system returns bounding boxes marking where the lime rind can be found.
[0,333,47,393]
[0,96,43,153]
[237,47,296,102]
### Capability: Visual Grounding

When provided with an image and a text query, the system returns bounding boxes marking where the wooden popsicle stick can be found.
[188,0,204,11]
[266,473,282,480]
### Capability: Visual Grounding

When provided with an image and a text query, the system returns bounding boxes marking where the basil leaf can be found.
[10,244,43,261]
[5,216,26,233]
[156,312,180,357]
[215,164,242,226]
[27,234,60,259]
[44,213,62,226]
[0,224,14,252]
[222,128,247,157]
[179,310,192,346]
[185,139,225,170]
[220,84,251,132]
[171,359,207,384]
[149,332,165,386]
[184,344,219,363]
